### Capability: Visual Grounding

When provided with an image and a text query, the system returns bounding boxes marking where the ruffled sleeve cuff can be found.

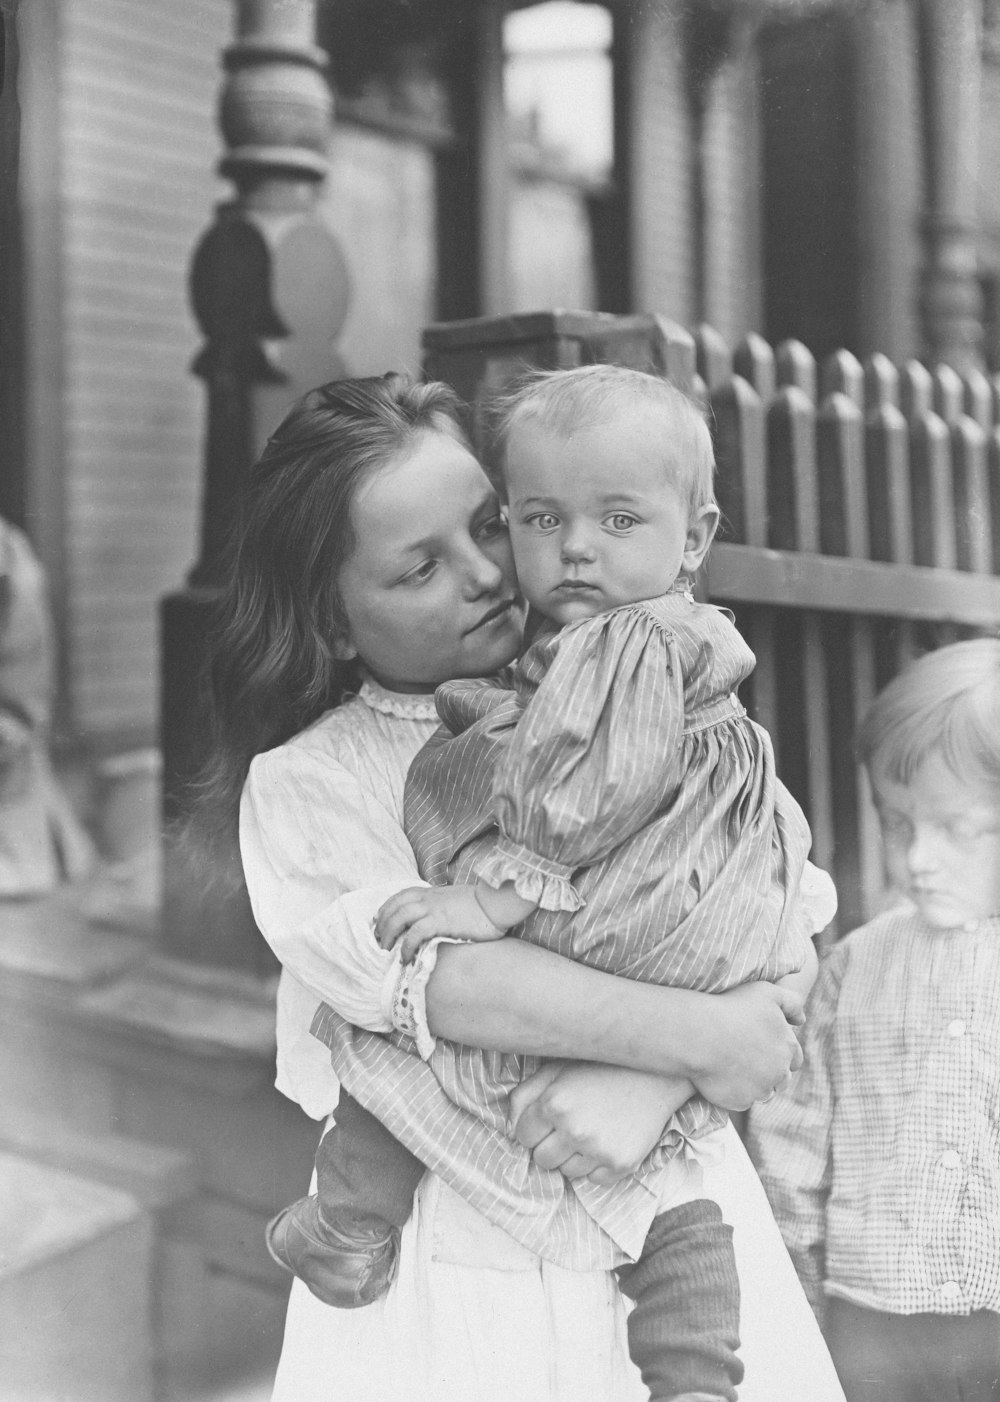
[387,935,466,1061]
[474,837,584,913]
[799,860,839,934]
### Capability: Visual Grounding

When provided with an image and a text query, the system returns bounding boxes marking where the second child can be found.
[749,638,1000,1402]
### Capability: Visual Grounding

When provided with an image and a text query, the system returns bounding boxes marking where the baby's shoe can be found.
[265,1195,399,1308]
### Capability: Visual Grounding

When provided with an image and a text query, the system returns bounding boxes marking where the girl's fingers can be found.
[507,1100,553,1150]
[528,1131,570,1171]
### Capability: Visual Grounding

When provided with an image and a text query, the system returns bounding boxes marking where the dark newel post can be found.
[917,0,985,371]
[160,0,349,971]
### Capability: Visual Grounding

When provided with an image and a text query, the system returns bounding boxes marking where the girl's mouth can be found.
[469,598,516,633]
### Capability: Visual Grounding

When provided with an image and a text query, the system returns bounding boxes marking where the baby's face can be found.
[503,414,717,626]
[872,750,1000,929]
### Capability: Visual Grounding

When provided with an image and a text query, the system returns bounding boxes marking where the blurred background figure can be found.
[0,514,94,895]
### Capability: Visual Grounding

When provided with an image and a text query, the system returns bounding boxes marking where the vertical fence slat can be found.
[962,368,993,434]
[952,417,992,573]
[694,323,733,395]
[651,316,697,395]
[733,333,776,404]
[775,339,817,401]
[865,403,912,564]
[900,360,934,420]
[863,353,899,411]
[768,386,819,551]
[820,349,864,409]
[910,411,957,568]
[818,392,866,558]
[710,377,766,547]
[932,363,965,425]
[766,384,834,880]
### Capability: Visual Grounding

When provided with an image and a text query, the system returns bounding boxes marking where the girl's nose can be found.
[464,544,503,596]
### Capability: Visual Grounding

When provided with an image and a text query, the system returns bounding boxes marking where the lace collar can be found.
[358,676,439,721]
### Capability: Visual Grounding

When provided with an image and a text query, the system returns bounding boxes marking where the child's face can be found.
[872,750,1000,929]
[503,413,718,626]
[336,430,524,692]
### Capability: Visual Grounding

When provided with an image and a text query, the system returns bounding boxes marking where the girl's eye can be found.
[607,513,639,532]
[476,513,508,542]
[400,559,437,586]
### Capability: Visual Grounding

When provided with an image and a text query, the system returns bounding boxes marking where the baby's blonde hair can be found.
[492,364,716,513]
[857,638,1000,788]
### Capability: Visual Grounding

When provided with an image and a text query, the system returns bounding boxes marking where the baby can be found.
[270,366,836,1402]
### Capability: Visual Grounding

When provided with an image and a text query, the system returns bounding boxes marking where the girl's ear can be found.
[330,628,358,662]
[682,504,720,575]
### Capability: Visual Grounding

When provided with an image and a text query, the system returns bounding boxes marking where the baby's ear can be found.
[683,504,720,573]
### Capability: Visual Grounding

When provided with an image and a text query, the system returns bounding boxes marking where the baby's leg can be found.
[267,1089,425,1308]
[616,1198,741,1402]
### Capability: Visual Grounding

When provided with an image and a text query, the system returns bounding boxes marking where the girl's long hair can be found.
[190,374,471,874]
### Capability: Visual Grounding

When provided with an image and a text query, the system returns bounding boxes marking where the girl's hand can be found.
[374,884,503,963]
[507,1061,692,1185]
[687,981,805,1111]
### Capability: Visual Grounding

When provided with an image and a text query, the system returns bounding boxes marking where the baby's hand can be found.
[374,884,505,963]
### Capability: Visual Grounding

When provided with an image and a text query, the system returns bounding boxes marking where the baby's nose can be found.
[560,530,596,562]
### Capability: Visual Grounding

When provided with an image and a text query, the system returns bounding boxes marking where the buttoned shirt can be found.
[748,904,1000,1317]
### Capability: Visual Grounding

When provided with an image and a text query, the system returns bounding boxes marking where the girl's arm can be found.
[243,737,802,1103]
[427,941,804,1110]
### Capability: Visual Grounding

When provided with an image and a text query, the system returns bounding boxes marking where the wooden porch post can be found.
[160,0,349,970]
[917,0,985,371]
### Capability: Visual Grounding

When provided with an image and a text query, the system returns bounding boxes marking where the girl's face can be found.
[873,750,1000,929]
[336,429,524,693]
[503,414,718,626]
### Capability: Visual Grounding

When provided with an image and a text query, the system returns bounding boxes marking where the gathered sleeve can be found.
[478,607,685,911]
[241,742,431,1034]
[746,940,846,1316]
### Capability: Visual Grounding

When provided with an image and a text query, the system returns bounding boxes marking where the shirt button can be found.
[947,1020,966,1038]
[940,1150,962,1170]
[940,1281,962,1300]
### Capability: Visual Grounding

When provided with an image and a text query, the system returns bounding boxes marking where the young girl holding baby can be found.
[208,373,844,1401]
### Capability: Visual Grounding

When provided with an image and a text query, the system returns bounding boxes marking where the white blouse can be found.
[240,679,440,1119]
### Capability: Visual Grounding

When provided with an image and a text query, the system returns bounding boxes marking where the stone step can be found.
[0,1151,155,1401]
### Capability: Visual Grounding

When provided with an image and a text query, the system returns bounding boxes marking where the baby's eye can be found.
[606,513,639,532]
[527,513,560,531]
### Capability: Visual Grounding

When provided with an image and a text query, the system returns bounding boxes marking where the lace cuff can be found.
[389,935,465,1061]
[799,860,838,934]
[475,837,584,913]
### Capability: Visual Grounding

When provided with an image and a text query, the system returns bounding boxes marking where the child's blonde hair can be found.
[856,638,1000,788]
[492,364,716,513]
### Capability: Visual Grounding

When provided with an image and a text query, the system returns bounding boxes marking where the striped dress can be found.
[402,591,819,1217]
